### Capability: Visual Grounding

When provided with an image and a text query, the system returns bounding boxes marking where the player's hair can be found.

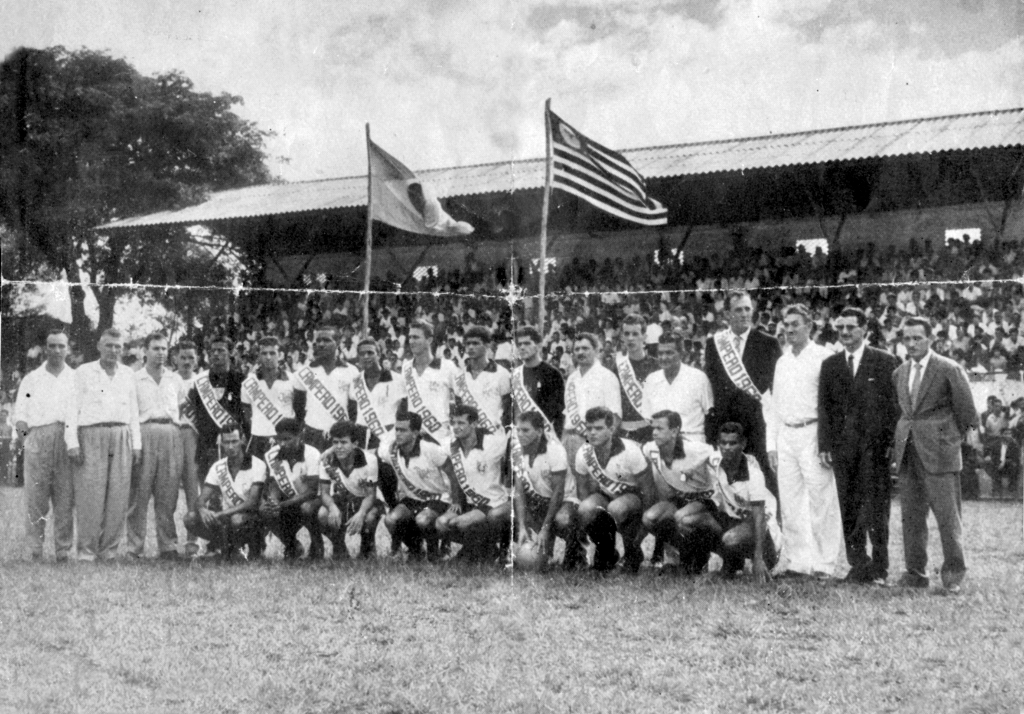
[99,328,123,341]
[575,332,600,350]
[409,320,434,340]
[144,331,169,348]
[839,307,868,327]
[584,406,615,427]
[219,421,243,437]
[258,336,280,349]
[621,314,645,330]
[650,410,682,431]
[517,411,547,430]
[464,326,492,343]
[175,339,197,353]
[275,417,302,435]
[515,326,542,344]
[783,303,812,324]
[45,327,68,341]
[718,421,746,440]
[313,324,340,341]
[357,337,378,351]
[904,316,933,336]
[726,290,754,311]
[207,333,231,348]
[329,420,362,442]
[657,332,684,352]
[451,404,480,423]
[395,410,423,432]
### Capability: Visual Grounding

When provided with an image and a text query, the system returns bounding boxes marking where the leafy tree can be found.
[0,45,272,349]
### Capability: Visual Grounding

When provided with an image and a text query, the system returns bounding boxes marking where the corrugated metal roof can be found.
[98,107,1024,230]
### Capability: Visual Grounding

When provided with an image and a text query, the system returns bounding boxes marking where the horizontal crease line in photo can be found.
[3,276,1024,299]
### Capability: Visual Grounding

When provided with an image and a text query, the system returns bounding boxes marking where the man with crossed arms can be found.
[641,410,719,575]
[436,405,510,563]
[512,410,584,569]
[242,336,301,460]
[575,406,655,572]
[293,325,358,452]
[187,334,247,484]
[380,411,460,561]
[402,321,461,443]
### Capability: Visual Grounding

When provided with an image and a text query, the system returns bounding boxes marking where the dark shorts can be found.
[399,497,448,517]
[712,510,779,569]
[330,493,382,523]
[669,491,718,513]
[598,485,641,502]
[524,490,551,521]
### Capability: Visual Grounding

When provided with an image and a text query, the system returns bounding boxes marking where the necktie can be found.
[847,353,855,376]
[910,362,923,408]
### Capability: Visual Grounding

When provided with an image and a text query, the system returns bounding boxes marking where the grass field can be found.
[1,485,1022,714]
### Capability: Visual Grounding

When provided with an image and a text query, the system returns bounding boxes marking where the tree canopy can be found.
[0,45,272,344]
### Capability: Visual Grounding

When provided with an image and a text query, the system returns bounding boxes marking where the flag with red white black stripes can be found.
[548,110,667,227]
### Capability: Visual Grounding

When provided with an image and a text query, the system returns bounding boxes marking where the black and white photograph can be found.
[1,1,1022,712]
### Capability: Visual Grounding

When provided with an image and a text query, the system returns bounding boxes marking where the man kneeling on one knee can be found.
[261,418,323,560]
[575,407,655,572]
[184,423,267,560]
[317,420,396,560]
[708,422,782,583]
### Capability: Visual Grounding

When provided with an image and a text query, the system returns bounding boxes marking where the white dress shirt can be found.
[13,363,76,429]
[136,367,184,424]
[765,341,831,451]
[641,365,714,442]
[565,363,623,429]
[66,361,142,450]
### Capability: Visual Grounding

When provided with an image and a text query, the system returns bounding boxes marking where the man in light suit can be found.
[819,308,900,584]
[892,317,979,593]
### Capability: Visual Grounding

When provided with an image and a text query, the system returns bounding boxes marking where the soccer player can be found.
[614,315,659,444]
[458,326,512,433]
[128,332,184,560]
[401,321,461,442]
[642,333,714,444]
[511,410,583,569]
[436,405,510,563]
[317,420,392,560]
[188,334,247,484]
[380,411,459,561]
[708,422,781,583]
[641,410,718,574]
[183,423,267,561]
[242,336,300,459]
[14,329,75,561]
[261,418,323,560]
[292,324,359,451]
[352,337,405,449]
[575,407,654,572]
[512,326,564,436]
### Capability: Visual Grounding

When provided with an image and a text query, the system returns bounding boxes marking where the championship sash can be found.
[323,453,377,498]
[510,433,545,501]
[713,330,763,401]
[195,374,234,429]
[242,374,285,427]
[295,365,348,424]
[581,443,630,497]
[564,375,585,435]
[402,361,445,436]
[179,395,199,432]
[214,459,244,508]
[389,440,439,502]
[511,367,557,438]
[264,446,298,499]
[615,354,645,416]
[352,372,386,439]
[453,369,500,433]
[449,443,490,508]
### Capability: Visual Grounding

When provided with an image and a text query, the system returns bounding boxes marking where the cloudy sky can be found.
[4,0,1022,182]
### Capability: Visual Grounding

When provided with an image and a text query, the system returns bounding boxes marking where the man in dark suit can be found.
[819,308,900,584]
[892,316,980,593]
[705,290,783,498]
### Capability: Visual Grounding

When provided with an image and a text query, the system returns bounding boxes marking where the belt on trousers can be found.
[82,422,128,429]
[144,418,175,425]
[783,418,818,429]
[28,421,65,431]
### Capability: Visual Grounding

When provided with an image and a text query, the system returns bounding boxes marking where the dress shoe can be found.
[896,572,929,589]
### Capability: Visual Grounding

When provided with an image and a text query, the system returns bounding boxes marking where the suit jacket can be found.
[892,351,979,474]
[818,346,900,458]
[704,328,782,445]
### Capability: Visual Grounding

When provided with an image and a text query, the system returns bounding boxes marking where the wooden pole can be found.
[363,123,374,338]
[539,98,553,334]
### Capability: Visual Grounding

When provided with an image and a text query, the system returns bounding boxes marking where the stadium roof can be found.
[99,107,1024,230]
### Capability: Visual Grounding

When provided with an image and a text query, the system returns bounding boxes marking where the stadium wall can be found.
[267,199,1024,283]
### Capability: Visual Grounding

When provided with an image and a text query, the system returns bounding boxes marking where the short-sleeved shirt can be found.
[204,455,267,502]
[642,438,716,497]
[379,436,452,502]
[462,361,511,429]
[642,366,714,443]
[135,368,185,425]
[293,361,360,432]
[401,357,460,441]
[709,451,781,548]
[564,364,622,433]
[574,436,648,497]
[319,448,379,499]
[354,370,406,431]
[611,354,658,424]
[515,435,577,504]
[241,369,298,437]
[263,443,322,499]
[447,430,509,507]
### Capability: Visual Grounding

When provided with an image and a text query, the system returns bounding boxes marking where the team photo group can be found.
[14,287,979,593]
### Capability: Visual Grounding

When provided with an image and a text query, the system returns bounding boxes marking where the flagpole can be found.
[539,98,553,334]
[363,123,373,338]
